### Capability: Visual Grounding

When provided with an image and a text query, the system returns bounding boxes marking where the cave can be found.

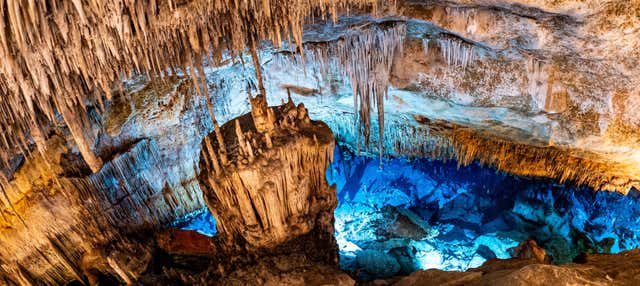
[1,1,640,285]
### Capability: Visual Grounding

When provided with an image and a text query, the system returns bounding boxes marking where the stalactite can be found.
[54,97,103,173]
[0,172,24,225]
[422,38,430,56]
[433,37,476,70]
[525,56,549,111]
[204,91,229,166]
[0,136,205,284]
[276,21,406,156]
[0,0,380,174]
[323,110,640,194]
[250,36,268,102]
[203,137,221,175]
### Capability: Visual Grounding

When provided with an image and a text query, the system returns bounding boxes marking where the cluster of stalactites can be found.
[201,94,314,178]
[423,37,476,70]
[276,22,406,156]
[0,0,380,175]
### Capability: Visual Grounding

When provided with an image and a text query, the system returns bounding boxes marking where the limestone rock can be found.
[198,101,337,255]
[391,249,640,286]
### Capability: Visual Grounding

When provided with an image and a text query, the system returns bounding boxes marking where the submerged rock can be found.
[356,250,402,279]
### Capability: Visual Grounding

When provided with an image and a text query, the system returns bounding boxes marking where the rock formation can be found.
[1,0,640,285]
[0,0,394,191]
[198,97,338,259]
[0,138,197,285]
[258,2,640,193]
[0,77,211,285]
[387,249,640,286]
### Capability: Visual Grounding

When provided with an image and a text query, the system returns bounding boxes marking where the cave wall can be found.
[1,0,639,284]
[247,2,640,192]
[0,78,213,285]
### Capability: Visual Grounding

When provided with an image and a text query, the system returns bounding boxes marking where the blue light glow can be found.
[172,208,217,237]
[173,144,640,280]
[328,145,640,280]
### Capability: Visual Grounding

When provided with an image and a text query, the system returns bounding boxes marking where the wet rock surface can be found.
[387,249,640,286]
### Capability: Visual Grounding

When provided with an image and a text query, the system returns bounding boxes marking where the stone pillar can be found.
[198,101,338,263]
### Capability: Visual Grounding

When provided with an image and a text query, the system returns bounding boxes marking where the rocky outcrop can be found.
[0,78,211,285]
[253,1,640,192]
[198,98,337,258]
[141,228,354,286]
[0,137,207,285]
[387,249,640,286]
[134,99,345,285]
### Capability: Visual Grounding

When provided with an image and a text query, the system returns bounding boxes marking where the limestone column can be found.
[198,100,338,263]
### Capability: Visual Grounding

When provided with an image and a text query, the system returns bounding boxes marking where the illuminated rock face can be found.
[1,0,640,285]
[0,0,383,174]
[0,139,203,285]
[0,78,211,285]
[250,3,640,192]
[392,249,640,286]
[328,145,640,280]
[198,100,338,256]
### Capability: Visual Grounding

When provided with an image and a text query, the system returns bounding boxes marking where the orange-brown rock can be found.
[156,229,214,255]
[198,100,338,258]
[390,249,640,286]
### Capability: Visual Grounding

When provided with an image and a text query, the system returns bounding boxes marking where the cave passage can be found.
[174,144,640,280]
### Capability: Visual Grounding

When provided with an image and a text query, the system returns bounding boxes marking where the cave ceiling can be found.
[1,0,640,284]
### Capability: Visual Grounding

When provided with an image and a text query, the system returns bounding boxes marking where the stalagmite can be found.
[249,92,276,134]
[198,100,337,258]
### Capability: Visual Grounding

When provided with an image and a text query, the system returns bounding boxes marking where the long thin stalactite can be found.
[0,0,380,175]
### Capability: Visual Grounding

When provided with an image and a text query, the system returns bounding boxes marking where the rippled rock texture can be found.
[198,99,338,257]
[0,78,211,285]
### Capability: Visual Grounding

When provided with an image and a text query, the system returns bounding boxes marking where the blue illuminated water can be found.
[175,144,640,280]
